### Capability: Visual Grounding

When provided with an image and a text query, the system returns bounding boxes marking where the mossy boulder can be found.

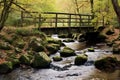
[88,48,95,52]
[94,57,118,71]
[29,39,44,52]
[11,58,20,68]
[63,39,75,42]
[47,38,62,46]
[0,42,12,50]
[31,52,51,68]
[19,54,31,65]
[60,47,76,57]
[52,56,62,61]
[74,54,88,65]
[46,43,60,54]
[106,41,113,47]
[0,61,13,74]
[112,48,120,54]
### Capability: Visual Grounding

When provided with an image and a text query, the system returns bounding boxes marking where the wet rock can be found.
[60,47,76,57]
[112,47,120,54]
[63,39,75,42]
[94,57,118,72]
[88,48,95,52]
[52,56,62,61]
[19,54,31,65]
[74,54,88,65]
[46,43,60,54]
[29,38,44,52]
[47,37,62,45]
[58,34,68,38]
[0,61,13,74]
[31,52,51,68]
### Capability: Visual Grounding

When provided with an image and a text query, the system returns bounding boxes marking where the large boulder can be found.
[47,38,62,46]
[31,52,51,68]
[0,61,13,74]
[19,54,31,65]
[60,47,76,57]
[46,43,60,54]
[94,57,118,72]
[74,54,88,65]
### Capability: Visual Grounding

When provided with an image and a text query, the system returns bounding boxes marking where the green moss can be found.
[88,48,95,52]
[53,56,62,61]
[94,57,118,71]
[31,52,51,68]
[19,54,31,65]
[74,54,88,65]
[0,61,13,74]
[60,47,76,57]
[0,42,12,50]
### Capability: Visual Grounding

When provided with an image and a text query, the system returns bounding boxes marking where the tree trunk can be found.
[111,0,120,23]
[0,0,14,31]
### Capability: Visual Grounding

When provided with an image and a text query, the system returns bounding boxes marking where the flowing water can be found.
[0,35,120,80]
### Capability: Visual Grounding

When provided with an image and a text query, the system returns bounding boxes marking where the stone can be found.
[29,39,44,52]
[112,48,120,54]
[74,54,88,65]
[88,48,95,52]
[63,39,75,42]
[0,61,13,74]
[46,43,60,54]
[31,52,51,68]
[19,54,31,65]
[53,56,62,61]
[94,57,118,71]
[60,47,76,57]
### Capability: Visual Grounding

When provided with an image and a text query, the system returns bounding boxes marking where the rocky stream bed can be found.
[0,34,120,80]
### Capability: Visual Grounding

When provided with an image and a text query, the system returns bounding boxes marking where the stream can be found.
[0,34,120,80]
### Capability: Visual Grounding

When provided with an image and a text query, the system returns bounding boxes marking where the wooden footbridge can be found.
[21,11,105,34]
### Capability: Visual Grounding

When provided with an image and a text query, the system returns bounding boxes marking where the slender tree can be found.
[111,0,120,23]
[0,0,14,31]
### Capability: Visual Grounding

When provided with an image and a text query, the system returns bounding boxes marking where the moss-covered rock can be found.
[29,39,44,52]
[46,43,60,54]
[88,48,95,52]
[11,58,20,68]
[19,54,31,65]
[112,48,120,54]
[47,38,62,46]
[31,52,51,68]
[74,54,88,65]
[63,39,75,42]
[0,61,13,74]
[106,41,113,47]
[52,56,62,61]
[60,47,76,57]
[94,57,118,71]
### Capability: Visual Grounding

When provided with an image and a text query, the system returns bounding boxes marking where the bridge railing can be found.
[21,11,104,33]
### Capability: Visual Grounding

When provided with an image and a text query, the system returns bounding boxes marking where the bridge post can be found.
[68,14,71,33]
[38,14,41,31]
[55,13,58,34]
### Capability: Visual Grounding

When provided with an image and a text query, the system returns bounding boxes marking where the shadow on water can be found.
[0,34,120,80]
